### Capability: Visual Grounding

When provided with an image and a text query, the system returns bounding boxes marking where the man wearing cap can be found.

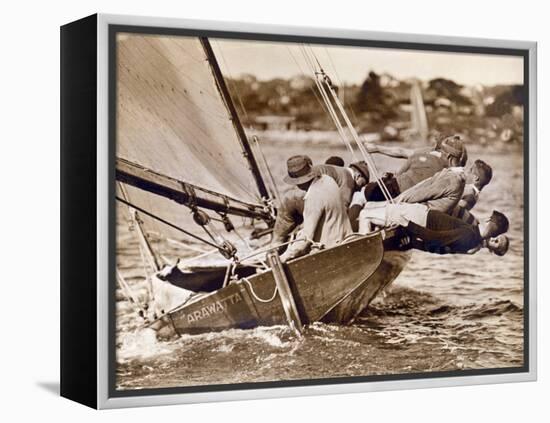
[362,134,467,201]
[277,155,352,262]
[271,159,369,246]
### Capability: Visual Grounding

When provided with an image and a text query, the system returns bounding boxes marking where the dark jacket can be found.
[406,209,482,254]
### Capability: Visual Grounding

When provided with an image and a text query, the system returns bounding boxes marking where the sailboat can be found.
[115,33,411,337]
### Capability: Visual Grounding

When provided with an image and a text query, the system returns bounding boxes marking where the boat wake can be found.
[115,282,523,390]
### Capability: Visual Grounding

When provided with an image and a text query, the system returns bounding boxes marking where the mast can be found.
[200,37,270,201]
[116,158,272,222]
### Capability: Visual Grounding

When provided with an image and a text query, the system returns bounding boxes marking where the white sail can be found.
[116,33,266,261]
[117,33,263,202]
[409,79,429,142]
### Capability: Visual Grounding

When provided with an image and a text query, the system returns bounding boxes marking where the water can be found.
[115,145,524,390]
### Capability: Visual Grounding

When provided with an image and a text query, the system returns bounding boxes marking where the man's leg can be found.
[358,202,388,233]
[358,203,429,234]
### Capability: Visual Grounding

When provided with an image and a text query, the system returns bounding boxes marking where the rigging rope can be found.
[116,268,148,319]
[242,277,279,303]
[214,40,251,123]
[322,74,395,203]
[214,41,283,208]
[320,46,361,126]
[286,46,335,121]
[302,44,395,203]
[118,182,162,316]
[251,135,281,203]
[116,196,236,257]
[299,45,358,161]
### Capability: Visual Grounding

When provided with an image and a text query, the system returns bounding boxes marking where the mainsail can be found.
[116,33,270,262]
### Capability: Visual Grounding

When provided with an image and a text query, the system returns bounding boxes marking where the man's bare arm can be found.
[364,142,414,159]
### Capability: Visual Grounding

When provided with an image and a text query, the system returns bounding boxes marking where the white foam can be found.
[117,328,175,362]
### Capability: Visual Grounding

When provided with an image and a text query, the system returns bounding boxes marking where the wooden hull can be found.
[322,249,411,324]
[157,233,384,337]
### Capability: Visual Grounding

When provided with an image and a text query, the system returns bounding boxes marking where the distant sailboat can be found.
[115,33,410,337]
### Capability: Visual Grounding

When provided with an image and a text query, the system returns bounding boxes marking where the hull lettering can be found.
[187,292,243,324]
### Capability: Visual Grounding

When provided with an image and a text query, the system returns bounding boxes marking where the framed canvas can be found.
[60,13,537,409]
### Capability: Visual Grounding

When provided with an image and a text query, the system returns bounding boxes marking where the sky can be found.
[211,39,524,87]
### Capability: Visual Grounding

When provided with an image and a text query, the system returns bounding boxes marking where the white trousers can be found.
[358,202,429,234]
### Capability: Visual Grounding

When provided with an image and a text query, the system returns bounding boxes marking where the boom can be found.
[116,158,273,223]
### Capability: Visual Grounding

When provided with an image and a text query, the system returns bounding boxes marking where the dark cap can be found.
[283,155,319,185]
[440,135,467,163]
[349,161,370,183]
[325,156,345,167]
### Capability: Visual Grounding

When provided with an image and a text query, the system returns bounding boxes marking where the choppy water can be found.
[115,146,525,390]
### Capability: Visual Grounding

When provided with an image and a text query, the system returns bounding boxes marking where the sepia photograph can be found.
[113,29,527,392]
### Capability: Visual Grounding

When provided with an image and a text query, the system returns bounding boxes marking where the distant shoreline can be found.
[251,129,523,155]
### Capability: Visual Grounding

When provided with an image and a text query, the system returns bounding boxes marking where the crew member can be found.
[362,135,467,201]
[348,159,493,232]
[271,160,369,246]
[278,155,352,262]
[316,161,370,208]
[397,159,492,213]
[358,202,509,256]
[450,159,493,224]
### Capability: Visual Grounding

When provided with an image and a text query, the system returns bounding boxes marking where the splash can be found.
[117,328,176,363]
[176,325,296,349]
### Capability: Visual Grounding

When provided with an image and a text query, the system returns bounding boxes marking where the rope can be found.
[300,46,358,161]
[176,248,220,267]
[118,182,162,317]
[118,182,162,270]
[116,196,228,251]
[251,135,281,203]
[116,269,148,318]
[324,79,395,203]
[232,225,269,270]
[242,277,279,303]
[322,47,361,125]
[235,235,323,265]
[214,40,250,123]
[286,46,332,118]
[302,45,359,160]
[315,73,357,160]
[301,45,394,203]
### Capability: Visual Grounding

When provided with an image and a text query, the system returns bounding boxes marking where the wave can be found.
[359,286,523,322]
